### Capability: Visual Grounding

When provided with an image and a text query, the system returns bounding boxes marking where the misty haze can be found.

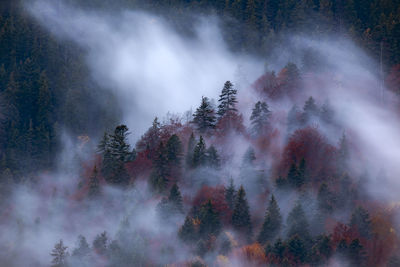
[1,0,400,266]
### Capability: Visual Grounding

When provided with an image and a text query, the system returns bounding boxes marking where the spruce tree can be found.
[232,185,252,239]
[217,81,237,118]
[258,194,282,244]
[250,101,271,136]
[165,134,182,166]
[72,235,91,264]
[51,240,69,267]
[348,239,366,267]
[206,145,220,169]
[287,203,310,240]
[179,216,197,243]
[225,178,236,210]
[150,142,169,193]
[168,183,184,215]
[199,200,221,238]
[192,96,216,133]
[93,231,108,255]
[192,136,207,168]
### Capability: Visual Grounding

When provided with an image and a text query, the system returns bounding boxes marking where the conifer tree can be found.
[179,216,197,243]
[242,147,256,166]
[250,101,271,136]
[165,134,182,166]
[51,240,69,267]
[258,194,282,244]
[206,145,220,169]
[168,183,184,214]
[72,235,91,265]
[303,96,319,123]
[287,203,310,240]
[317,183,333,213]
[199,200,221,238]
[225,178,236,210]
[150,142,169,193]
[288,234,307,264]
[348,239,366,266]
[232,185,252,239]
[192,96,216,133]
[93,231,108,255]
[350,206,372,239]
[217,81,237,118]
[192,136,207,168]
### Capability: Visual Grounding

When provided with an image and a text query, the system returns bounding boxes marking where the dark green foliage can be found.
[232,186,252,239]
[287,203,310,240]
[150,142,169,193]
[348,239,366,267]
[199,200,221,238]
[258,194,282,244]
[166,134,183,166]
[179,216,197,243]
[225,178,236,210]
[158,183,184,219]
[287,234,307,264]
[98,125,133,186]
[250,101,271,136]
[217,81,237,118]
[206,145,220,169]
[51,240,69,267]
[192,136,207,168]
[310,234,332,265]
[192,96,216,133]
[350,206,372,239]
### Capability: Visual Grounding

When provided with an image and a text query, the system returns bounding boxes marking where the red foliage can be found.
[331,222,359,248]
[215,111,246,137]
[192,185,231,224]
[126,150,152,180]
[277,127,337,184]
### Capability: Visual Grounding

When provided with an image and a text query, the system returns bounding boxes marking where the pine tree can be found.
[287,203,310,240]
[232,185,252,239]
[93,231,108,255]
[166,134,182,166]
[150,142,169,193]
[225,178,236,210]
[51,240,69,267]
[192,96,216,133]
[258,194,282,244]
[350,206,372,239]
[179,216,197,243]
[250,101,271,136]
[72,235,90,261]
[168,183,184,214]
[192,136,207,168]
[199,200,221,238]
[217,81,237,118]
[206,145,220,169]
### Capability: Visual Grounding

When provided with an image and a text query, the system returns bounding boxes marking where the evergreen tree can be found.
[287,162,304,188]
[206,145,220,169]
[317,183,333,213]
[287,203,310,240]
[225,178,236,210]
[150,142,169,193]
[179,216,197,243]
[192,96,216,133]
[165,134,183,166]
[232,185,252,239]
[192,136,207,168]
[93,231,108,255]
[242,147,256,166]
[250,101,271,136]
[350,206,372,239]
[199,200,221,238]
[302,96,319,123]
[258,194,282,244]
[168,183,184,214]
[217,81,237,118]
[348,239,366,266]
[50,240,69,267]
[72,235,91,265]
[88,166,100,199]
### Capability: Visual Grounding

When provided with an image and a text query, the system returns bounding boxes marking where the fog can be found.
[1,0,398,266]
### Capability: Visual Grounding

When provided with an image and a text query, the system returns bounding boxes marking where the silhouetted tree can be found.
[232,185,252,240]
[258,194,282,244]
[51,240,69,267]
[192,96,216,133]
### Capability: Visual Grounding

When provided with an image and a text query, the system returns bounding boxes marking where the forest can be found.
[1,0,400,266]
